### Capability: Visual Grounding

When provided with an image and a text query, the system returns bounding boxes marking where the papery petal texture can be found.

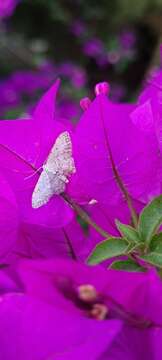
[0,80,74,229]
[68,93,161,205]
[0,293,122,360]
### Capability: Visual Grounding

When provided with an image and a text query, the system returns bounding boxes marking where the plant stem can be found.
[62,193,110,238]
[62,228,77,260]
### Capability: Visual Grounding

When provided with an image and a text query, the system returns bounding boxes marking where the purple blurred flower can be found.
[96,54,109,67]
[0,61,86,118]
[119,30,136,50]
[71,68,86,89]
[56,99,81,122]
[11,69,54,95]
[58,62,87,88]
[83,38,104,57]
[71,20,86,37]
[0,0,18,18]
[0,80,20,116]
[110,83,126,102]
[0,64,56,117]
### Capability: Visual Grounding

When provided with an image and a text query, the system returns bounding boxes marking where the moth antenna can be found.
[24,166,42,180]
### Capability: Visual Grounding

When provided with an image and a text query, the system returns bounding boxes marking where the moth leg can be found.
[59,174,69,183]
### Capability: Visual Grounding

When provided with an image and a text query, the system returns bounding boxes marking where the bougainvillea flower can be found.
[68,89,162,205]
[0,293,121,360]
[0,259,162,359]
[0,78,161,262]
[0,79,120,262]
[0,151,79,261]
[19,259,162,324]
[0,79,74,229]
[0,79,102,262]
[17,259,162,355]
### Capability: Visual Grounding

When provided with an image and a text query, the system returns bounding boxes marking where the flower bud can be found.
[80,97,91,111]
[95,82,110,96]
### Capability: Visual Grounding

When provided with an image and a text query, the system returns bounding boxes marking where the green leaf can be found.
[140,233,162,268]
[87,238,129,265]
[109,259,145,272]
[115,220,141,243]
[140,253,162,268]
[3,107,24,119]
[138,195,162,245]
[149,233,162,252]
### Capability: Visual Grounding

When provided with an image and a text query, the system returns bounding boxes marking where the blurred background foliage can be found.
[0,0,162,119]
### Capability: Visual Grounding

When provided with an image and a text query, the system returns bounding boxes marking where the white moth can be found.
[32,131,76,208]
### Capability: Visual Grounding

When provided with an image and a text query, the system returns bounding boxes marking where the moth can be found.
[32,131,76,208]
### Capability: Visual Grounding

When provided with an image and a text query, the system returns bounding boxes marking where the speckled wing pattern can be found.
[32,131,76,208]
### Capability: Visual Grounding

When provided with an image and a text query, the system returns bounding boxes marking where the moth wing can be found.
[51,131,72,158]
[48,171,66,194]
[45,131,73,173]
[32,170,66,209]
[32,170,54,209]
[32,131,75,209]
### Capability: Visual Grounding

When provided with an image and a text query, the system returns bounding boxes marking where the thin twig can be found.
[62,193,110,238]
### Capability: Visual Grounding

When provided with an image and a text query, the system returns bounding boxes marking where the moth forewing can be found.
[32,131,76,208]
[44,131,73,172]
[32,171,53,208]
